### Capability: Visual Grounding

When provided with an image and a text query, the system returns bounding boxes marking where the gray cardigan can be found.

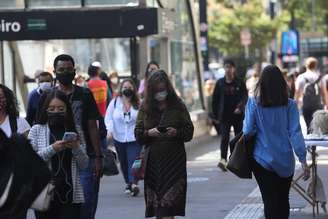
[28,124,89,203]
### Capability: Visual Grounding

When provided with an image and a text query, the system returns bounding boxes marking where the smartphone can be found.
[157,126,168,133]
[62,132,78,141]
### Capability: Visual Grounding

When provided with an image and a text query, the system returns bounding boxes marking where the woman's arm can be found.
[28,125,56,162]
[175,105,194,142]
[134,110,152,145]
[105,98,116,138]
[288,101,307,163]
[242,98,256,137]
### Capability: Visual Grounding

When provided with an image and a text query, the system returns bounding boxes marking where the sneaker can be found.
[130,184,140,197]
[217,159,227,172]
[124,184,132,194]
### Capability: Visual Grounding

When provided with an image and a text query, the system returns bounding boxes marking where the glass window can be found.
[85,0,138,6]
[146,0,158,7]
[0,0,24,9]
[16,38,131,92]
[170,0,202,111]
[27,0,81,8]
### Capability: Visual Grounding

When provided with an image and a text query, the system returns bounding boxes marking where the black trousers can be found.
[303,107,317,133]
[220,116,243,160]
[35,199,81,219]
[252,160,293,219]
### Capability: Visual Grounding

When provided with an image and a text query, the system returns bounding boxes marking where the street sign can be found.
[240,28,251,46]
[0,8,160,40]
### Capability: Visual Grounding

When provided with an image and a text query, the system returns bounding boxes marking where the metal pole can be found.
[12,49,16,94]
[0,41,4,84]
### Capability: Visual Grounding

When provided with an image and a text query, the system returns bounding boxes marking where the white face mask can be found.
[39,82,52,91]
[154,90,168,101]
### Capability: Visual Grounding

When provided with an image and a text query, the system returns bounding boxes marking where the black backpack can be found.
[303,76,323,111]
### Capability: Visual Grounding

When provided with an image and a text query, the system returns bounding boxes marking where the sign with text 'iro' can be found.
[0,8,160,41]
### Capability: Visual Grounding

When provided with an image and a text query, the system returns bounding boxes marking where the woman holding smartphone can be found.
[105,78,142,196]
[135,70,194,219]
[28,90,88,219]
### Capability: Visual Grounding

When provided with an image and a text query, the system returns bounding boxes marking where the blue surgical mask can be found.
[39,82,52,91]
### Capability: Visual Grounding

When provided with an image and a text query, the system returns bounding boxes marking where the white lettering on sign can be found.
[0,20,21,32]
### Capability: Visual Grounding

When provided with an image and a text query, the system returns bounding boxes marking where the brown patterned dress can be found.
[135,105,194,218]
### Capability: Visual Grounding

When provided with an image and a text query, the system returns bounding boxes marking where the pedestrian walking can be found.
[138,61,159,99]
[243,65,310,219]
[135,70,194,219]
[109,70,120,98]
[87,63,109,152]
[47,54,102,219]
[0,84,31,219]
[105,78,142,196]
[29,89,88,219]
[0,84,30,137]
[295,57,323,132]
[26,71,54,125]
[212,59,248,171]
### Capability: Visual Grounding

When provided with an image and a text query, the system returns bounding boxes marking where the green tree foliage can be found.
[209,0,281,58]
[279,0,328,32]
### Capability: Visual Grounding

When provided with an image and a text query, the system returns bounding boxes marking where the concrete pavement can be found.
[26,134,328,218]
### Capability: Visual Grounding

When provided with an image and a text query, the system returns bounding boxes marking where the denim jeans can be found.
[114,140,142,184]
[79,158,100,219]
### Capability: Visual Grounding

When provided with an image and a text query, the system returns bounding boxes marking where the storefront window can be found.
[0,0,24,9]
[27,0,81,8]
[16,38,131,92]
[170,0,202,111]
[85,0,138,6]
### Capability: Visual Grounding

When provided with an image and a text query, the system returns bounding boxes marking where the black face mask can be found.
[56,71,75,86]
[47,112,66,129]
[122,89,134,98]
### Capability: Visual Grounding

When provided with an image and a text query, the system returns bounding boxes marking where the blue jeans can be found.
[114,140,142,184]
[79,158,100,219]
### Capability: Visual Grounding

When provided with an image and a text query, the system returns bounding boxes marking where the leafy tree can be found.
[209,0,281,61]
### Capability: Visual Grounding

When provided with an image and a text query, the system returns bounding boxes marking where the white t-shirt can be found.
[0,116,31,137]
[295,70,320,91]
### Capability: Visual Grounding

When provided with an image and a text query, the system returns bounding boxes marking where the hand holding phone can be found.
[62,132,78,141]
[157,126,168,133]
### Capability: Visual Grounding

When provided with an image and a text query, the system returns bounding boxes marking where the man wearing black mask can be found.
[212,59,248,172]
[51,54,102,219]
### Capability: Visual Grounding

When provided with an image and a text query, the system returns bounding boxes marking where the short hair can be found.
[88,65,99,77]
[223,59,235,67]
[53,54,75,69]
[305,57,318,70]
[39,71,53,80]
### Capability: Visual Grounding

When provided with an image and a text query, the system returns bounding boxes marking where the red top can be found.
[87,79,108,117]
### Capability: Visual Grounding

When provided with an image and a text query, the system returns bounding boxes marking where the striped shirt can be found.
[28,124,88,203]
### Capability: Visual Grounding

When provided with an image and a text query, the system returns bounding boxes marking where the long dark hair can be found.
[0,84,19,119]
[37,90,77,132]
[118,78,140,109]
[142,69,184,114]
[255,65,288,107]
[145,61,159,79]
